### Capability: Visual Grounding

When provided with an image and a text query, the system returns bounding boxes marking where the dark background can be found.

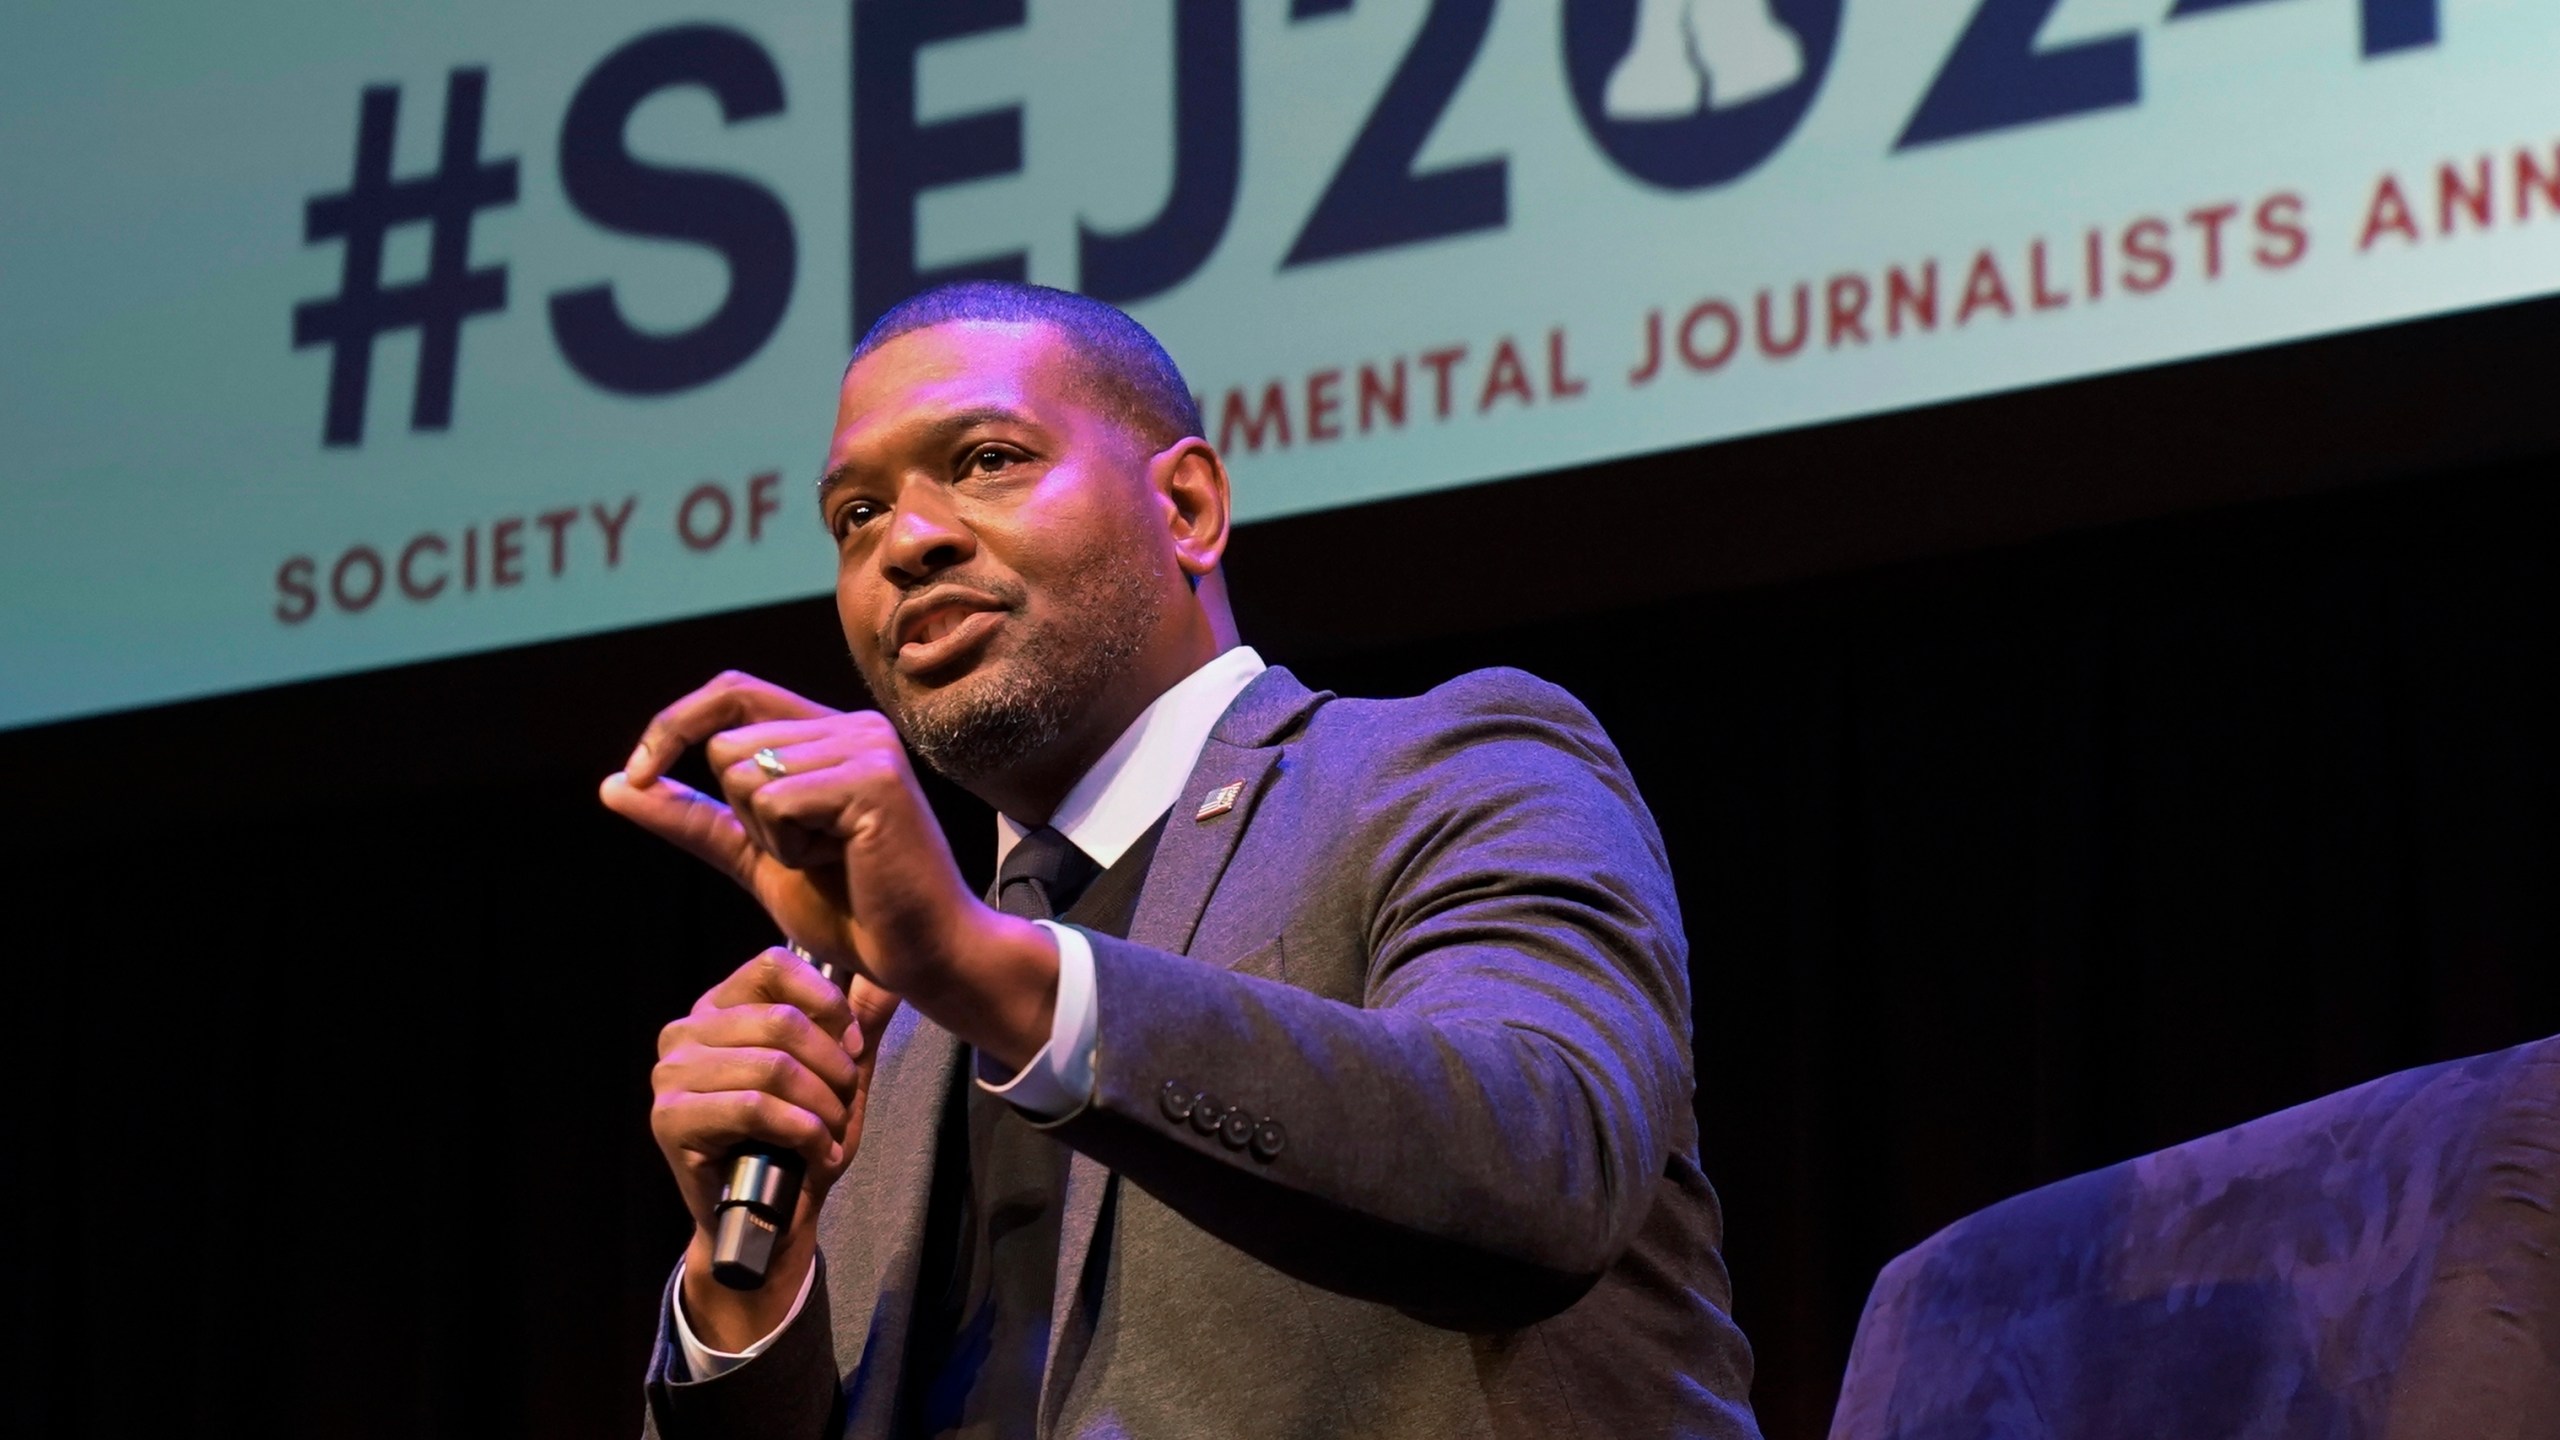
[9,294,2555,1439]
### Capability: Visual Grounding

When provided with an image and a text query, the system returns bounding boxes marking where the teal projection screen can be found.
[5,1,2556,729]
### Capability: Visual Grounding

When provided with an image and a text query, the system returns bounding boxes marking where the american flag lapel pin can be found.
[1195,781,1245,821]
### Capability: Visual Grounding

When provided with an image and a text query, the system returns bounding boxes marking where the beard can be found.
[862,551,1165,786]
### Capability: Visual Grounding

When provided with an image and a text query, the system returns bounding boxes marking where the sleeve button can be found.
[1250,1119,1286,1161]
[1219,1107,1253,1148]
[1190,1092,1223,1135]
[1159,1081,1194,1122]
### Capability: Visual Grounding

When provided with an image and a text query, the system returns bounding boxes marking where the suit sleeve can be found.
[1050,675,1695,1329]
[641,1255,843,1439]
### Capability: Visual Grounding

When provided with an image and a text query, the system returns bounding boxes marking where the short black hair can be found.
[849,281,1204,450]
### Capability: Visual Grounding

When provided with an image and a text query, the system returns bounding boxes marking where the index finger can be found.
[700,946,855,1040]
[625,670,837,787]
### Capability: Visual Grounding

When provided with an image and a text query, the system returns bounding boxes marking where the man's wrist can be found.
[919,911,1059,1072]
[673,1247,818,1379]
[974,920,1099,1121]
[679,1224,817,1353]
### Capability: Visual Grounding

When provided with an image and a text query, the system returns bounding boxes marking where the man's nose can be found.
[879,486,976,582]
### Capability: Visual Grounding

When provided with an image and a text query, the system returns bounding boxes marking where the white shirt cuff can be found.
[975,919,1099,1122]
[671,1253,816,1380]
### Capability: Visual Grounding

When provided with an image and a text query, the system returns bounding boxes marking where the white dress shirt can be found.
[676,645,1268,1378]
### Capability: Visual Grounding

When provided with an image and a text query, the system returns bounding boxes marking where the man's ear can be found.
[1148,438,1232,581]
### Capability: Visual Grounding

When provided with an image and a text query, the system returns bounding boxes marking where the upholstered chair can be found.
[1828,1035,2560,1440]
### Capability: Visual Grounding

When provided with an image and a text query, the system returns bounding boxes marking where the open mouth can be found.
[893,596,1008,675]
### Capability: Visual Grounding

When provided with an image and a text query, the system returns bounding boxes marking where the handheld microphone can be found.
[709,941,852,1291]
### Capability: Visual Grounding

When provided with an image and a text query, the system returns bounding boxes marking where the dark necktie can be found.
[900,823,1104,1440]
[994,825,1101,921]
[901,816,1168,1439]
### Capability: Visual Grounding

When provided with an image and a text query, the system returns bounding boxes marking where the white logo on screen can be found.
[1604,0,1808,120]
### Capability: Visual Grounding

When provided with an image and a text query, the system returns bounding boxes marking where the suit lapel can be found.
[1038,666,1325,1430]
[1129,664,1322,958]
[826,1003,958,1433]
[1123,735,1285,957]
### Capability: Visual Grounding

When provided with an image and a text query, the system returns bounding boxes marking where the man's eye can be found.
[833,501,881,537]
[966,446,1019,476]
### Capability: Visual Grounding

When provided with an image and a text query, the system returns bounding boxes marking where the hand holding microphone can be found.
[647,944,873,1344]
[605,672,949,1344]
[707,941,850,1290]
[606,671,1063,1340]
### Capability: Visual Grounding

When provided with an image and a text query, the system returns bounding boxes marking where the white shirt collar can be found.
[995,645,1268,868]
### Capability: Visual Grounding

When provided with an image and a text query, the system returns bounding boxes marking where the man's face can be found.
[819,321,1173,785]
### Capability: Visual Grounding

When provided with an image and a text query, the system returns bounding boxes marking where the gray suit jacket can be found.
[645,666,1759,1439]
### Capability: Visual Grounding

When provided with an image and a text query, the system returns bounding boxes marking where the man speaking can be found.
[603,282,1760,1439]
